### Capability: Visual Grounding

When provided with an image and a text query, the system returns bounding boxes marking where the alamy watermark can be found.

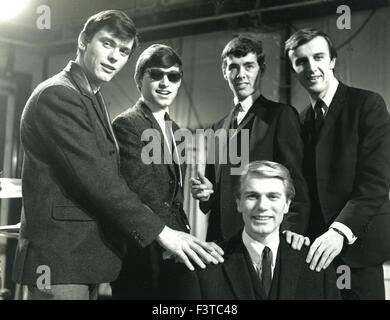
[140,124,249,175]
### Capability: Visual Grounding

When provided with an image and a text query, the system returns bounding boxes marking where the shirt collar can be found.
[141,97,168,123]
[310,78,339,109]
[234,90,261,112]
[242,228,279,267]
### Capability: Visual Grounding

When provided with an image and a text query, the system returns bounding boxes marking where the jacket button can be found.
[164,202,170,207]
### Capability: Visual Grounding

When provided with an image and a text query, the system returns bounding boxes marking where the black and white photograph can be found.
[0,0,389,308]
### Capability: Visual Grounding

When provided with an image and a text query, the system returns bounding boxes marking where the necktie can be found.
[261,246,272,297]
[231,103,242,129]
[314,99,326,136]
[164,112,182,186]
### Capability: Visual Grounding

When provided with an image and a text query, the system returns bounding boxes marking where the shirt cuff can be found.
[330,222,357,245]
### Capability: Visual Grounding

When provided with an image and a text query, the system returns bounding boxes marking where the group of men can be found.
[11,10,390,300]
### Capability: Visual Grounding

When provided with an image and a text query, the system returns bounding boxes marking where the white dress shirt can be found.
[242,228,279,279]
[233,90,261,125]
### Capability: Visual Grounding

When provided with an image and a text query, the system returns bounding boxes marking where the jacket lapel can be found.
[247,96,270,155]
[222,233,259,299]
[316,82,348,143]
[215,111,232,184]
[137,101,177,180]
[65,61,119,154]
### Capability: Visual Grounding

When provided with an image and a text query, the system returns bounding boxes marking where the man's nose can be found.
[108,48,119,63]
[307,58,317,72]
[257,196,269,211]
[159,75,169,86]
[236,66,245,79]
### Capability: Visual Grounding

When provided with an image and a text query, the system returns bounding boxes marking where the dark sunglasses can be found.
[147,69,182,83]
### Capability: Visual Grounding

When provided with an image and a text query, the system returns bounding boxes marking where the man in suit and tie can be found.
[13,12,220,300]
[111,44,223,299]
[285,28,390,299]
[179,160,340,299]
[191,34,310,247]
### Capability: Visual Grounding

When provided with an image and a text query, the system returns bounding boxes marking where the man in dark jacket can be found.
[13,11,220,300]
[111,44,223,299]
[191,35,310,248]
[285,28,390,299]
[178,161,340,300]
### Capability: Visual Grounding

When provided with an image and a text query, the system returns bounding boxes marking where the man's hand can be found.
[284,230,310,250]
[306,229,344,272]
[190,170,213,201]
[157,226,224,271]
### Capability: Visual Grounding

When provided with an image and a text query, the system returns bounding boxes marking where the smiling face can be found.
[78,26,134,89]
[140,66,181,110]
[223,52,261,101]
[288,36,336,100]
[237,176,291,243]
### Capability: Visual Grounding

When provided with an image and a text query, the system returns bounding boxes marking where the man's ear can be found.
[78,33,87,52]
[236,197,241,213]
[283,199,292,215]
[330,57,336,70]
[221,64,228,81]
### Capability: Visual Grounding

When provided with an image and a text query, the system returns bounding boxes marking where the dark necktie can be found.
[314,99,327,136]
[231,103,242,129]
[164,112,182,186]
[261,246,272,297]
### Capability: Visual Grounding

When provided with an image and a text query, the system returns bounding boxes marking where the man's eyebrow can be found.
[243,190,258,195]
[99,36,116,44]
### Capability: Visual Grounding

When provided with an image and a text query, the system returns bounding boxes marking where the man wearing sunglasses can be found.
[111,44,224,299]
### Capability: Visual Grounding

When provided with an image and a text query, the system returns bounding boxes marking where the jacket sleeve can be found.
[335,92,390,237]
[112,115,173,220]
[276,105,310,234]
[26,85,165,247]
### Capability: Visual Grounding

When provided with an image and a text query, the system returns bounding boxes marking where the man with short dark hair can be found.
[191,34,310,248]
[285,28,390,299]
[12,11,219,300]
[178,160,340,300]
[111,44,223,299]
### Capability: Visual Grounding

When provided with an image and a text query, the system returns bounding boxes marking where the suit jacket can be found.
[201,95,310,241]
[177,232,341,300]
[111,99,190,299]
[302,82,390,268]
[13,62,165,285]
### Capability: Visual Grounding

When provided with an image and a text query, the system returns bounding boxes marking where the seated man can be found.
[178,160,341,299]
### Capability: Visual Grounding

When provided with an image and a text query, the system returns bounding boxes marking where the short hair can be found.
[284,28,337,66]
[77,10,139,56]
[221,34,266,73]
[134,44,183,90]
[236,160,295,201]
